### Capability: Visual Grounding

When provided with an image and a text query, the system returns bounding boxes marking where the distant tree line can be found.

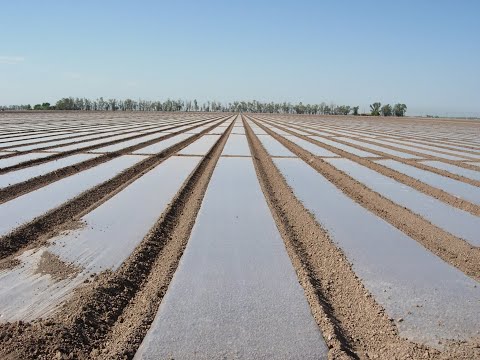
[369,102,407,117]
[1,97,407,116]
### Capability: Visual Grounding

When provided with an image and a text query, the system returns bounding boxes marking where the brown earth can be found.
[0,112,478,359]
[0,117,231,260]
[0,116,235,359]
[243,115,480,360]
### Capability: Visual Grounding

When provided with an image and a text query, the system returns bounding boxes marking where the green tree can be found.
[381,104,393,116]
[124,98,134,111]
[334,105,351,115]
[108,99,117,111]
[370,102,381,116]
[8,98,407,115]
[56,97,75,110]
[393,103,407,117]
[33,103,51,110]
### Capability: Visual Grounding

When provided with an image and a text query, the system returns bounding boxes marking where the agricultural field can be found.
[0,111,479,359]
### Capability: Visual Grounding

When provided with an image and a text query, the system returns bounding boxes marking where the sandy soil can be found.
[0,112,478,359]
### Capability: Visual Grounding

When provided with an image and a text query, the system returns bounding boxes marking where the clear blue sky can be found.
[1,0,479,116]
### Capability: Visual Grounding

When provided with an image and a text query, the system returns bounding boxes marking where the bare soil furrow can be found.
[243,117,446,360]
[300,119,480,155]
[0,116,235,360]
[0,112,478,360]
[264,118,480,181]
[374,137,480,157]
[0,123,124,141]
[260,114,480,152]
[0,117,227,204]
[301,121,480,153]
[316,123,480,152]
[0,116,233,258]
[0,124,142,145]
[0,123,162,150]
[96,119,235,359]
[0,118,224,175]
[0,117,214,163]
[255,117,480,215]
[248,116,480,281]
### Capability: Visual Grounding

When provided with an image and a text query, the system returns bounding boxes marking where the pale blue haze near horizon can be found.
[1,0,479,116]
